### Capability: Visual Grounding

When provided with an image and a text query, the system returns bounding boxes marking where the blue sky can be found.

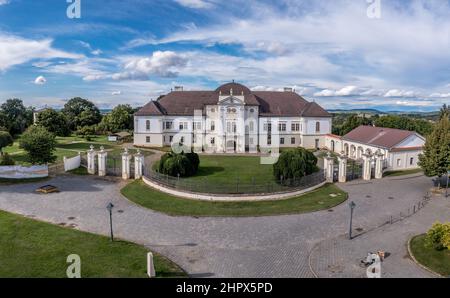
[0,0,449,111]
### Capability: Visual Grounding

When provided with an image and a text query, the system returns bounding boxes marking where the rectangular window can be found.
[180,137,185,143]
[264,123,272,132]
[165,121,173,130]
[410,157,414,165]
[278,123,286,132]
[291,123,300,132]
[267,135,272,145]
[249,138,254,145]
[315,122,321,133]
[211,137,215,145]
[211,121,215,131]
[146,136,151,143]
[315,139,319,149]
[146,120,150,131]
[291,137,296,145]
[179,122,188,130]
[169,136,173,142]
[193,122,202,131]
[397,159,401,167]
[280,137,285,145]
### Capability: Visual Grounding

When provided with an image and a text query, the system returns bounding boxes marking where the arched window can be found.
[146,120,150,131]
[315,122,320,133]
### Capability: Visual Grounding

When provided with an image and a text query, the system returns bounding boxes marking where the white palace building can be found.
[134,82,332,153]
[134,82,424,171]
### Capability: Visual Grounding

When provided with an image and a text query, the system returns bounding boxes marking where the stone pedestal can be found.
[97,146,107,177]
[338,154,348,183]
[134,150,144,180]
[324,153,334,183]
[362,154,372,181]
[121,148,132,180]
[87,145,96,175]
[375,151,384,179]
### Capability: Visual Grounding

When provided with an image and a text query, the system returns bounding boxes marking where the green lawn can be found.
[121,181,347,217]
[410,234,450,276]
[0,210,186,278]
[384,168,423,177]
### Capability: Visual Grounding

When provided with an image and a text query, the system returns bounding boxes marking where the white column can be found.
[121,148,132,180]
[87,145,96,175]
[324,153,334,183]
[147,252,156,278]
[338,154,348,183]
[134,149,144,180]
[97,146,107,177]
[375,151,384,179]
[362,153,372,181]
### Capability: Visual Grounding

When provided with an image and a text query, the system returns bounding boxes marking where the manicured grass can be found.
[0,210,186,278]
[384,168,423,177]
[410,234,450,276]
[56,142,113,151]
[184,156,275,184]
[121,181,347,217]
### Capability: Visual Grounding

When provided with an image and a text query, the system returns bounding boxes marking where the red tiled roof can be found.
[135,82,331,117]
[343,125,417,149]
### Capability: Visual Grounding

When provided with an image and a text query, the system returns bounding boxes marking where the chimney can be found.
[174,86,183,91]
[284,87,293,92]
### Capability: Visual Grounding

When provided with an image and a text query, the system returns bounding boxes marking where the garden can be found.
[409,222,450,276]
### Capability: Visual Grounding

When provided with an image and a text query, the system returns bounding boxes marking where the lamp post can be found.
[349,201,356,240]
[107,202,114,242]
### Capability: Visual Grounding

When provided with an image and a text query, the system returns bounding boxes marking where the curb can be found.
[407,236,444,278]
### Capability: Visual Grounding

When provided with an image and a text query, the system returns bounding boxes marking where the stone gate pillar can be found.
[375,151,384,179]
[97,146,107,177]
[362,153,372,181]
[87,145,96,175]
[121,148,132,180]
[338,153,348,183]
[324,152,334,183]
[134,149,144,180]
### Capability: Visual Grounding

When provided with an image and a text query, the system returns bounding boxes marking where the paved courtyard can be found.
[0,173,448,277]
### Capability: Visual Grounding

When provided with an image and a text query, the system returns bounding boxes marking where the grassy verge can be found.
[121,181,347,217]
[0,177,49,185]
[0,210,186,278]
[410,234,450,276]
[384,168,423,177]
[68,167,89,176]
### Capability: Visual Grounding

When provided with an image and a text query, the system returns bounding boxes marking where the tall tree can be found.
[62,97,101,130]
[0,131,13,156]
[99,104,134,132]
[439,104,450,120]
[36,109,71,137]
[19,126,57,164]
[0,99,33,135]
[418,116,450,182]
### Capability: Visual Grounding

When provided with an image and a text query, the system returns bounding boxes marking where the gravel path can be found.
[0,173,447,278]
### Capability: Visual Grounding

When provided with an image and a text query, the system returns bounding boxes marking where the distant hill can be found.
[327,109,386,114]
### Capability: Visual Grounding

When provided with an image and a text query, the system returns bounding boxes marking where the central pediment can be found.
[218,96,245,105]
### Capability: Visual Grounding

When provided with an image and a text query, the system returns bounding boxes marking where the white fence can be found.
[0,165,49,179]
[64,154,81,172]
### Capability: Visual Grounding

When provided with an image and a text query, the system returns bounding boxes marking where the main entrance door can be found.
[226,140,236,152]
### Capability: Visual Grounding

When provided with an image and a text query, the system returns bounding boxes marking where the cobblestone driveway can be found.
[0,173,448,277]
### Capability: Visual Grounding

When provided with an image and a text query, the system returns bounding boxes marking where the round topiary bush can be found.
[273,148,318,182]
[157,151,200,177]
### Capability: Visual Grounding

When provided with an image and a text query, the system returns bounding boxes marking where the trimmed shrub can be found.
[273,148,318,182]
[424,222,450,251]
[157,151,200,177]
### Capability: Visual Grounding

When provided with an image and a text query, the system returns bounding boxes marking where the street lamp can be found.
[107,202,114,242]
[349,201,356,240]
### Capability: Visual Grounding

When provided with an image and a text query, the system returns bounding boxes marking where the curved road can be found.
[0,174,448,277]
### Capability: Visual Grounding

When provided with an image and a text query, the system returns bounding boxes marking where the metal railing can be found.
[143,168,325,195]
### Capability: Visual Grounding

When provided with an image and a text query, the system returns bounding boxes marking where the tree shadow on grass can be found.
[193,167,225,177]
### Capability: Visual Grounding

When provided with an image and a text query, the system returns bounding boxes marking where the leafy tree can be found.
[0,99,33,135]
[0,111,8,130]
[418,115,450,182]
[0,153,15,166]
[36,109,70,137]
[0,131,13,156]
[273,148,318,181]
[425,222,450,251]
[62,97,101,130]
[157,151,200,177]
[334,114,373,136]
[99,104,134,132]
[374,115,433,136]
[440,104,450,120]
[19,126,57,164]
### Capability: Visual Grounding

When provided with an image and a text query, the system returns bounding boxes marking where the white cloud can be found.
[174,0,215,9]
[34,75,47,85]
[429,92,450,98]
[79,41,103,56]
[0,33,83,72]
[0,0,10,6]
[111,90,122,95]
[314,86,360,97]
[113,51,188,80]
[384,89,418,98]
